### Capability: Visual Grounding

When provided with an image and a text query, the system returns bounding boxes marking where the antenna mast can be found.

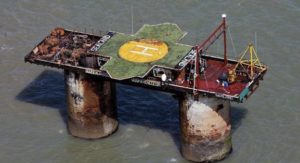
[131,5,134,34]
[222,14,227,65]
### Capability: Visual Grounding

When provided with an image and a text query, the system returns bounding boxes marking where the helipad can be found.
[98,23,192,80]
[119,39,168,63]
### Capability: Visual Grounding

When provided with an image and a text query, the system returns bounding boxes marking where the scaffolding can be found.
[233,44,267,80]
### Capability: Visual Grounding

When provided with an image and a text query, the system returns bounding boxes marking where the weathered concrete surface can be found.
[65,70,118,139]
[179,94,231,162]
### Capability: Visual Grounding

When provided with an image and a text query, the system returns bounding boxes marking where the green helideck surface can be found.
[98,23,192,80]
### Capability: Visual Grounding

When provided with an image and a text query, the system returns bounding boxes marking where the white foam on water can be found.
[0,44,13,51]
[169,158,177,162]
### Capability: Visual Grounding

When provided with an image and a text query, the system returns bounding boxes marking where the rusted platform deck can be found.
[177,58,247,96]
[25,21,267,103]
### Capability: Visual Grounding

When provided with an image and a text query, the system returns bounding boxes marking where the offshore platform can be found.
[25,15,267,162]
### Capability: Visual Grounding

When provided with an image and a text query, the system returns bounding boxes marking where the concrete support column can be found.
[179,94,231,162]
[64,70,118,139]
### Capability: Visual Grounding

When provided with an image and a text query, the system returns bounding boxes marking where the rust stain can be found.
[179,94,231,143]
[32,28,98,65]
[65,71,118,139]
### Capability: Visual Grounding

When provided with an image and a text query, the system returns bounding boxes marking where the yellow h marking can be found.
[130,45,158,57]
[119,39,168,63]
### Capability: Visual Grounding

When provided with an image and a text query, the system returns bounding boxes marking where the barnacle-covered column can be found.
[179,94,231,162]
[64,70,118,139]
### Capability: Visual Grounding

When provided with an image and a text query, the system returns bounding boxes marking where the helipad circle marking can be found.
[119,39,168,63]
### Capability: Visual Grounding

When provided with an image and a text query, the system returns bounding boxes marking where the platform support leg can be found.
[64,70,118,139]
[179,94,232,162]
